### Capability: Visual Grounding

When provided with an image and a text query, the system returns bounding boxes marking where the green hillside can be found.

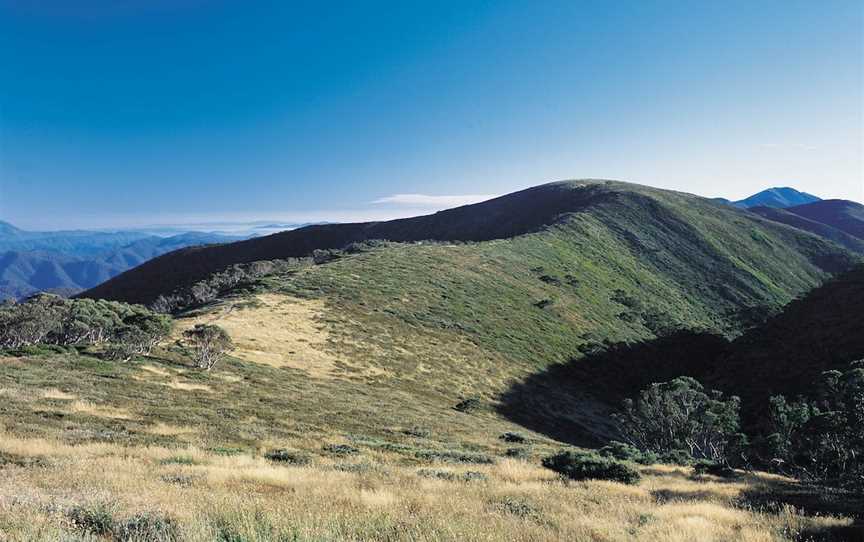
[500,264,864,443]
[2,181,862,540]
[80,180,855,307]
[5,181,857,448]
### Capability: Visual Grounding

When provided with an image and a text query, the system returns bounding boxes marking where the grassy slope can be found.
[748,206,864,254]
[7,181,858,447]
[80,180,855,306]
[500,264,864,441]
[1,433,856,542]
[2,181,863,539]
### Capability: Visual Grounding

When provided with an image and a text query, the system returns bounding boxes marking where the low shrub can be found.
[598,441,658,465]
[417,469,488,482]
[402,426,432,438]
[322,444,360,456]
[264,449,312,465]
[492,497,541,520]
[505,447,530,460]
[67,503,116,536]
[657,449,695,466]
[454,397,482,413]
[542,451,641,485]
[114,512,179,542]
[415,449,494,464]
[499,431,527,443]
[159,455,198,466]
[692,459,737,478]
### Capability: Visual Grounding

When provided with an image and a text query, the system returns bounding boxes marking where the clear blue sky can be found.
[1,0,862,230]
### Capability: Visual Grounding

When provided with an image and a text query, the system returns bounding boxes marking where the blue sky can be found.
[0,0,862,230]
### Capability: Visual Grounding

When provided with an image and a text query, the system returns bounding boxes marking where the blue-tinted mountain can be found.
[0,225,244,300]
[731,187,821,209]
[784,199,864,240]
[749,206,864,254]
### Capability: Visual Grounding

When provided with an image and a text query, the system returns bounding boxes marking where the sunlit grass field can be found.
[0,430,853,542]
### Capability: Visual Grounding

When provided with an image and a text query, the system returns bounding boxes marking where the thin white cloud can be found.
[371,193,497,208]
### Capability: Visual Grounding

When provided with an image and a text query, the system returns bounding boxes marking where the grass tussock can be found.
[0,432,855,542]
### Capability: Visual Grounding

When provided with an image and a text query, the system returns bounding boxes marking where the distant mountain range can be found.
[710,187,864,254]
[0,222,249,300]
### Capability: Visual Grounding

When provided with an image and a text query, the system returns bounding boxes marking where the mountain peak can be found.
[732,187,821,209]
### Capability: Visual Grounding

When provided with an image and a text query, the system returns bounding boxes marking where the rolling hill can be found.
[72,179,862,443]
[2,180,863,540]
[82,180,856,307]
[784,199,864,240]
[748,206,864,254]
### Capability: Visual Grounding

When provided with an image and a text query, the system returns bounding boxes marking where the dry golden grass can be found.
[67,400,136,420]
[40,388,77,401]
[173,293,344,377]
[163,380,213,392]
[0,431,853,542]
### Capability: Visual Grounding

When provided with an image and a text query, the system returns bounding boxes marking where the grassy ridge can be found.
[80,180,856,307]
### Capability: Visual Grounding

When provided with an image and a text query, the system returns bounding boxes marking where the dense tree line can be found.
[150,259,303,314]
[149,241,393,314]
[612,364,864,491]
[0,294,171,361]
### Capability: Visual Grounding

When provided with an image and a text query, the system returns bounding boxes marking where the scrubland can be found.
[0,430,853,542]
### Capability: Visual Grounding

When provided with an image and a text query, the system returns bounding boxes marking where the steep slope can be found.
[716,264,864,414]
[748,206,864,253]
[785,199,864,240]
[82,180,856,306]
[499,265,864,443]
[732,187,821,209]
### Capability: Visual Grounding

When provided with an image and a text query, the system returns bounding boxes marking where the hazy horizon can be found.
[1,179,859,232]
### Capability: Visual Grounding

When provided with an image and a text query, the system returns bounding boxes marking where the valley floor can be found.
[0,430,854,542]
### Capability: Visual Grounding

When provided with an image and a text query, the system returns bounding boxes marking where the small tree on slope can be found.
[184,324,234,370]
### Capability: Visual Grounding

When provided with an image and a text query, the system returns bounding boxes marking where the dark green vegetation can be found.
[0,223,243,300]
[501,264,864,442]
[762,363,864,489]
[612,377,745,464]
[541,450,642,484]
[603,365,864,492]
[0,294,171,355]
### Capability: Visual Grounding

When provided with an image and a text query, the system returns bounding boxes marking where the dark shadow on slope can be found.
[496,331,730,446]
[499,266,864,446]
[737,478,864,521]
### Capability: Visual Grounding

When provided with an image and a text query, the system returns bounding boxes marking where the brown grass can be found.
[173,293,346,377]
[0,431,853,541]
